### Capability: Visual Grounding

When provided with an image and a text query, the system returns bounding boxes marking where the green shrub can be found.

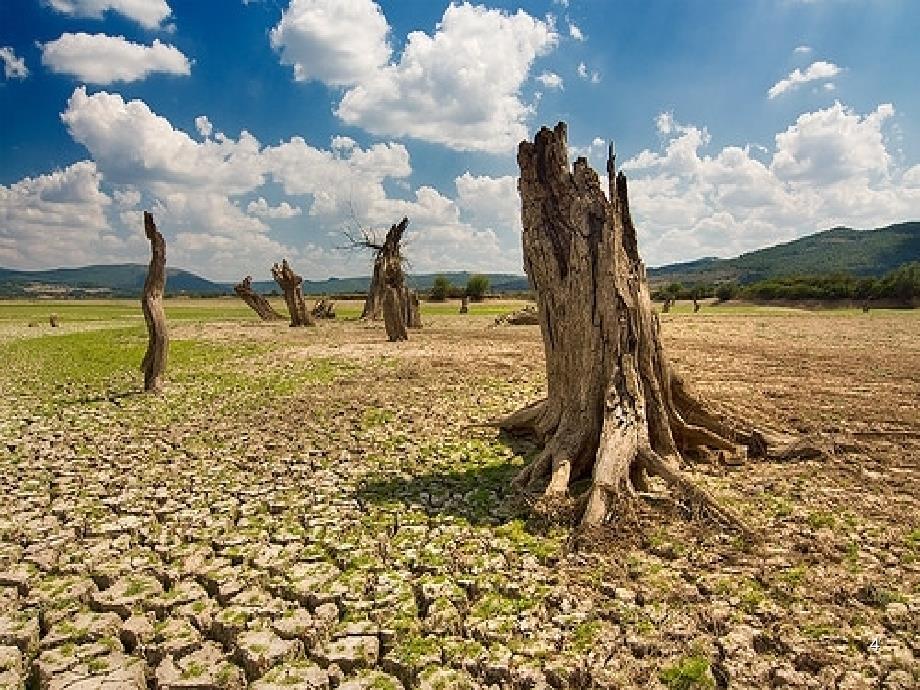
[465,275,490,301]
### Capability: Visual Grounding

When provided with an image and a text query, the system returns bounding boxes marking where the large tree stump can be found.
[141,211,168,392]
[500,123,811,537]
[234,276,284,321]
[272,259,314,327]
[361,218,408,320]
[355,217,419,339]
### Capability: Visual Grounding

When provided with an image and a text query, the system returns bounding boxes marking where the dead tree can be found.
[460,296,469,314]
[358,217,407,320]
[349,217,420,339]
[501,124,812,536]
[272,259,314,327]
[312,297,336,319]
[406,291,422,328]
[141,211,168,392]
[234,276,284,321]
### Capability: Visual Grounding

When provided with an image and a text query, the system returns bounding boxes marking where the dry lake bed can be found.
[0,299,917,689]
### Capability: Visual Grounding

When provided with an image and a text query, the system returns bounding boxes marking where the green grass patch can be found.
[659,656,715,690]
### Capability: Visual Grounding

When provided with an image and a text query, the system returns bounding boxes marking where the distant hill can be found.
[0,264,225,297]
[2,222,917,297]
[245,271,530,295]
[648,222,920,286]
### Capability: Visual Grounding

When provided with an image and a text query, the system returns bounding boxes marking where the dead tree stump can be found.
[407,290,422,329]
[460,296,469,314]
[500,124,813,536]
[312,298,336,319]
[272,259,314,327]
[361,218,409,321]
[234,276,284,321]
[141,211,168,392]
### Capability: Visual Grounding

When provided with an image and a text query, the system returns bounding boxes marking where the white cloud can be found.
[576,60,600,83]
[247,197,302,219]
[194,115,213,138]
[568,21,584,41]
[274,1,558,153]
[0,46,29,80]
[794,45,812,54]
[41,33,190,84]
[536,71,563,89]
[0,161,136,268]
[619,103,920,266]
[270,0,390,86]
[43,87,525,278]
[768,60,842,99]
[113,188,140,207]
[44,0,172,29]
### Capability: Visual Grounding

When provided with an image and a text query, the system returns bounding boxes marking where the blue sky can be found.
[2,0,919,281]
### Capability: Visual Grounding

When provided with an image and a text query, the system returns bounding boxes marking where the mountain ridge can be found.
[2,222,917,296]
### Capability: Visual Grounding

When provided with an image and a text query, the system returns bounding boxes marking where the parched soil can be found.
[0,305,917,689]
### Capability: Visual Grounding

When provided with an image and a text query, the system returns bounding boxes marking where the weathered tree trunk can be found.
[234,276,284,321]
[406,290,422,328]
[500,124,803,536]
[141,211,168,392]
[312,298,335,319]
[460,296,469,314]
[361,218,409,321]
[272,259,314,327]
[382,287,408,341]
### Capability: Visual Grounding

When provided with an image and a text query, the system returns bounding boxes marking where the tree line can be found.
[651,262,920,304]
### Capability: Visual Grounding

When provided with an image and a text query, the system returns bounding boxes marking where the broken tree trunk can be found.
[141,211,168,392]
[500,123,809,537]
[406,290,422,329]
[312,298,335,319]
[272,259,314,327]
[361,217,409,321]
[234,276,284,321]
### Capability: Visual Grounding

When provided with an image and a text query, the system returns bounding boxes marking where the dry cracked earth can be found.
[0,302,917,690]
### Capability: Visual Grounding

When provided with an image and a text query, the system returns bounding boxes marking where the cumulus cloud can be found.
[273,1,557,153]
[768,60,842,99]
[19,87,525,278]
[618,103,920,266]
[0,47,29,80]
[194,115,212,138]
[41,33,190,84]
[43,0,172,29]
[536,71,563,89]
[247,197,302,219]
[0,161,135,268]
[270,0,390,86]
[568,21,584,41]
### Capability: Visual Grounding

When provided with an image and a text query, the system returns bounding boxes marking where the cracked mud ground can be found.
[0,300,917,689]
